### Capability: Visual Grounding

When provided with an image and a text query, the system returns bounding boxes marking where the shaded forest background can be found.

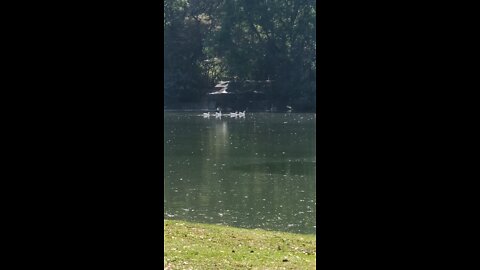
[164,0,316,112]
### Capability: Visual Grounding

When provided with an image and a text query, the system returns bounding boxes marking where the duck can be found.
[215,111,222,118]
[202,112,211,118]
[238,111,246,117]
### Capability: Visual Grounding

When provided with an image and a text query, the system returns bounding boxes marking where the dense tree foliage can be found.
[164,0,316,111]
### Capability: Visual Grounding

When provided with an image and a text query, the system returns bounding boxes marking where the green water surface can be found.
[164,112,316,234]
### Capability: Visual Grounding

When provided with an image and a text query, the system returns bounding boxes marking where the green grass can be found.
[164,220,316,270]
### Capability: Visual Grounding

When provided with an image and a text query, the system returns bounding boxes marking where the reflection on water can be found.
[164,113,316,234]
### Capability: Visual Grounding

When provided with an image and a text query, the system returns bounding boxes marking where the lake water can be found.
[164,112,316,234]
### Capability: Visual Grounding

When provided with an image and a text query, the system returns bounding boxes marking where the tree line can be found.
[164,0,316,111]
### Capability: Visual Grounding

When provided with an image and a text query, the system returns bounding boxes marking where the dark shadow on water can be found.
[230,161,316,176]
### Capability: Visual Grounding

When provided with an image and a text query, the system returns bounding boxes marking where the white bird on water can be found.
[238,111,246,117]
[229,111,238,117]
[202,112,211,118]
[215,111,222,118]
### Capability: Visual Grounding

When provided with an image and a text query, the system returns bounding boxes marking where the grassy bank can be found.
[164,220,316,270]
